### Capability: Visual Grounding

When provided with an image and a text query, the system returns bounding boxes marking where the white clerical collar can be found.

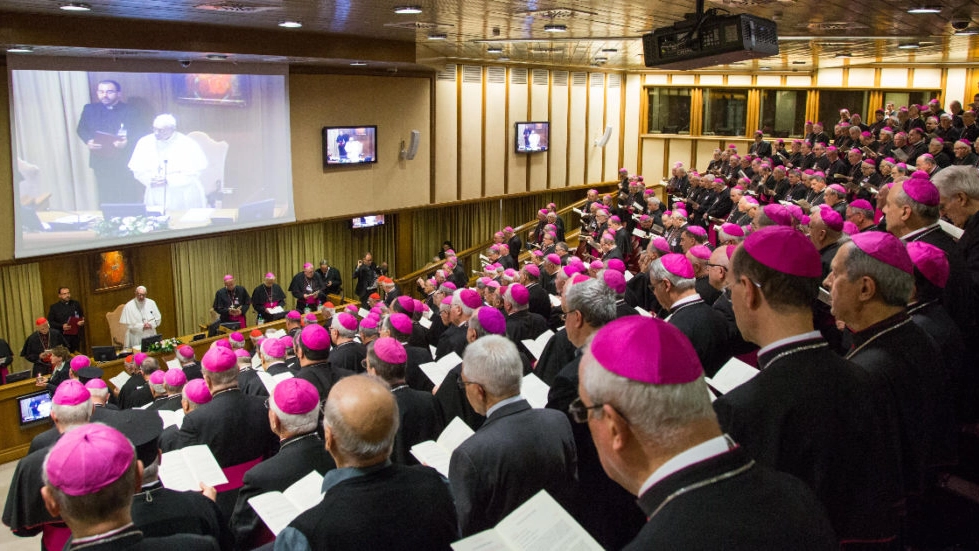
[669,293,702,311]
[900,222,940,242]
[639,435,732,496]
[756,330,823,358]
[486,394,524,418]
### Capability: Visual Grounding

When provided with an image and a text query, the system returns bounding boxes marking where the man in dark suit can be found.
[577,316,837,549]
[277,376,458,550]
[353,253,381,306]
[316,259,343,300]
[748,130,772,158]
[172,346,279,521]
[449,335,577,537]
[713,226,902,544]
[231,378,336,550]
[366,338,443,465]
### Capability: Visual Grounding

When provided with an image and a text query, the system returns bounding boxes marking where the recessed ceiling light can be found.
[898,42,920,49]
[957,27,979,35]
[758,66,772,71]
[6,45,33,53]
[427,33,447,40]
[278,20,302,28]
[907,6,941,13]
[835,52,852,58]
[487,47,503,53]
[791,60,807,64]
[602,48,618,53]
[543,24,567,32]
[499,56,510,61]
[206,54,228,60]
[59,2,91,11]
[393,6,423,14]
[350,61,368,66]
[594,56,608,62]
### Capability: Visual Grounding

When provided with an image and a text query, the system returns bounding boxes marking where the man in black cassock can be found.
[213,275,251,327]
[46,287,84,353]
[251,273,287,323]
[21,318,67,376]
[290,263,325,311]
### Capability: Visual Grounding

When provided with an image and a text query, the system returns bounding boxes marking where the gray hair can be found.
[580,349,715,448]
[366,341,406,382]
[503,287,528,312]
[566,278,616,328]
[203,366,238,387]
[841,242,914,307]
[51,400,93,427]
[451,289,476,316]
[648,258,696,292]
[322,384,399,461]
[150,382,166,395]
[933,165,979,200]
[270,398,319,435]
[153,114,176,129]
[140,357,160,376]
[88,386,109,401]
[331,316,357,338]
[893,185,940,222]
[359,324,379,340]
[467,307,494,339]
[462,335,522,397]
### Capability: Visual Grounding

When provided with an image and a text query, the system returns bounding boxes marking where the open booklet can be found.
[409,417,475,477]
[247,470,326,535]
[939,219,965,240]
[159,445,229,492]
[521,330,554,361]
[419,352,463,387]
[158,409,185,430]
[256,370,295,394]
[451,490,602,551]
[109,371,131,390]
[704,356,759,396]
[521,373,550,409]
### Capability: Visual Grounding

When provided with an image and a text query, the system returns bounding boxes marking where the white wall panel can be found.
[567,72,587,186]
[549,71,569,188]
[602,73,622,182]
[529,69,549,191]
[507,68,530,193]
[621,73,641,174]
[847,68,875,87]
[880,68,908,88]
[459,65,483,200]
[434,67,458,203]
[913,68,942,90]
[816,68,843,87]
[484,67,506,197]
[945,69,967,105]
[586,73,605,184]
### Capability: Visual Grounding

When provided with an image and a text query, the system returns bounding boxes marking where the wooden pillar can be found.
[395,211,414,283]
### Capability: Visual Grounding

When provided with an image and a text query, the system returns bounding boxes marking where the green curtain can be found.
[0,262,44,373]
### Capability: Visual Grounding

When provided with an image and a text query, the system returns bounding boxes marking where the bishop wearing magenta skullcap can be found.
[39,423,217,550]
[714,226,904,542]
[435,288,481,362]
[292,323,356,405]
[251,272,287,322]
[808,205,846,280]
[230,376,335,549]
[648,254,729,376]
[170,339,279,521]
[577,316,836,549]
[825,230,954,499]
[502,283,549,355]
[214,274,251,330]
[326,314,367,374]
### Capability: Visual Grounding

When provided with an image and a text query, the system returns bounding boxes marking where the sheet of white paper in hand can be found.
[572,208,584,216]
[521,373,550,409]
[256,371,278,394]
[429,345,437,357]
[632,228,648,239]
[166,358,182,371]
[419,352,462,386]
[267,306,285,315]
[705,357,759,395]
[159,445,229,492]
[157,409,185,430]
[248,470,325,535]
[939,219,965,240]
[410,417,475,477]
[251,354,263,369]
[358,308,370,319]
[548,294,561,308]
[419,317,432,329]
[623,271,634,282]
[450,490,603,551]
[634,307,653,318]
[270,329,287,339]
[521,330,554,361]
[109,371,131,390]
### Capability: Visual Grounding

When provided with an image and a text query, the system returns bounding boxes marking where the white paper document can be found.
[358,308,370,319]
[266,306,284,315]
[419,316,432,329]
[410,417,475,477]
[247,470,325,535]
[109,371,131,390]
[166,358,182,371]
[634,307,653,318]
[419,352,463,386]
[159,445,229,492]
[548,294,562,308]
[571,208,584,216]
[251,354,263,369]
[939,219,964,240]
[256,370,294,394]
[521,373,550,409]
[270,329,287,339]
[623,271,634,282]
[521,330,554,361]
[158,409,185,430]
[632,228,648,239]
[451,490,602,551]
[705,357,759,395]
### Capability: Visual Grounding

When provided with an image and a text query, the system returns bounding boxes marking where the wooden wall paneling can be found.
[567,72,588,187]
[459,65,484,201]
[507,68,529,193]
[586,73,605,184]
[435,65,459,203]
[549,71,570,189]
[484,66,507,197]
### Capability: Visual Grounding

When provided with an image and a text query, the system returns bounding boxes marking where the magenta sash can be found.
[265,302,278,310]
[228,314,247,328]
[305,296,319,305]
[42,525,71,551]
[215,456,262,492]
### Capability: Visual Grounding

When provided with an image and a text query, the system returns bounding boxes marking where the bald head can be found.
[323,375,399,467]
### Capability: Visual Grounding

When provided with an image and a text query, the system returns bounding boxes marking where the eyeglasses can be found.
[569,397,605,423]
[705,263,727,270]
[360,359,369,370]
[456,377,482,391]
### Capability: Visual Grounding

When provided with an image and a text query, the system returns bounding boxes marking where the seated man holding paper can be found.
[232,378,335,550]
[711,226,902,545]
[449,335,577,537]
[276,376,457,551]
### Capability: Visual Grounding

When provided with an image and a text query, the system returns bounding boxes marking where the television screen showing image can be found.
[323,126,377,165]
[515,121,549,153]
[18,391,53,425]
[7,59,295,259]
[352,214,385,229]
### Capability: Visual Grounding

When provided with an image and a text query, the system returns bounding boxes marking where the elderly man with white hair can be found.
[119,285,161,350]
[128,113,208,211]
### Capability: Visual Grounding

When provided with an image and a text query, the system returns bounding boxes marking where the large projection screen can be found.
[7,57,294,258]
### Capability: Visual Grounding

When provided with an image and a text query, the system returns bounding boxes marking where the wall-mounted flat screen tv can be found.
[352,215,385,229]
[515,121,549,153]
[323,126,377,165]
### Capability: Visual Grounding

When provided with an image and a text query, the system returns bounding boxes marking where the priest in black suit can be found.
[577,315,837,549]
[316,259,343,300]
[231,378,336,550]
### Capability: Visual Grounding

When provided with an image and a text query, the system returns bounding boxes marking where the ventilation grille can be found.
[608,74,621,88]
[553,71,569,86]
[437,64,457,81]
[533,69,549,85]
[572,72,587,86]
[194,3,276,12]
[511,68,528,85]
[590,73,604,87]
[463,65,482,83]
[487,66,505,84]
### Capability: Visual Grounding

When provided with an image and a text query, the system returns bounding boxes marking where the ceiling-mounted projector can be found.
[642,13,779,70]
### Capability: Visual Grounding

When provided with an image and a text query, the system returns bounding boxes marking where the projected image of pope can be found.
[128,114,208,211]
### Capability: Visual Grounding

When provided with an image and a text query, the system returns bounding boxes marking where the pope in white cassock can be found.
[119,285,162,349]
[128,114,208,211]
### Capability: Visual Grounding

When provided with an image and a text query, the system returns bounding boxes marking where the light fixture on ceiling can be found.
[6,45,34,53]
[278,20,302,28]
[206,54,229,60]
[486,47,503,53]
[350,61,368,66]
[907,6,941,13]
[498,56,510,61]
[393,6,423,14]
[758,66,773,71]
[897,42,921,49]
[543,24,567,32]
[602,48,618,53]
[427,33,447,40]
[834,52,852,58]
[957,27,979,35]
[594,56,608,63]
[59,2,91,11]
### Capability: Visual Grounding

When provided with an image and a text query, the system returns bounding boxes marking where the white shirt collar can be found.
[756,330,823,359]
[638,434,732,496]
[670,293,702,310]
[486,394,524,418]
[900,222,940,242]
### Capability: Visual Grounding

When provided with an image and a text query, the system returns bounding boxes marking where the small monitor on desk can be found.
[92,346,118,362]
[140,334,162,352]
[18,390,52,426]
